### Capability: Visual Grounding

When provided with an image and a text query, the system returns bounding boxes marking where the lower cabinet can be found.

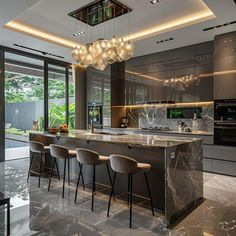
[203,145,236,176]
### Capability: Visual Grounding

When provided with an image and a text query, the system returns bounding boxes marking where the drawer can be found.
[203,145,236,162]
[211,159,236,177]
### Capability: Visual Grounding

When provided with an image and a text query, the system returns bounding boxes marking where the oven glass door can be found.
[215,102,236,121]
[214,124,236,146]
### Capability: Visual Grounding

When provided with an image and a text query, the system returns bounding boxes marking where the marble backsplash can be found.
[127,103,214,132]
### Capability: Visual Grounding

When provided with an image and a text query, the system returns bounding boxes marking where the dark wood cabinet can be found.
[214,31,236,100]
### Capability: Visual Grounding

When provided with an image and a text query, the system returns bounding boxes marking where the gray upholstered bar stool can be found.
[27,141,60,188]
[75,148,114,212]
[48,144,85,198]
[107,154,154,228]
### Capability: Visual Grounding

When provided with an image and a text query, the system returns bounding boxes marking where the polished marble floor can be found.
[0,159,235,236]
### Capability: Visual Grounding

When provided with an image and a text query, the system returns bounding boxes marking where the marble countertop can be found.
[30,130,202,148]
[105,127,213,136]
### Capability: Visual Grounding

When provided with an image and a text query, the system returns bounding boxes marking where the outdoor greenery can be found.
[5,128,29,136]
[5,73,74,103]
[5,72,75,133]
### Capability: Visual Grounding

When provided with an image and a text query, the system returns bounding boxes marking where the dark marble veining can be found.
[0,159,235,235]
[165,139,203,227]
[30,130,202,148]
[127,103,214,132]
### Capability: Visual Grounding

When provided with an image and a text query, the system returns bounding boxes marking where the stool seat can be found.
[69,150,77,157]
[97,155,109,165]
[134,163,151,174]
[44,146,50,152]
[74,149,114,211]
[107,154,154,228]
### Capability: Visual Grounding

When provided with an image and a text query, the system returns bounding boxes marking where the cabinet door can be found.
[174,46,196,102]
[153,50,175,103]
[126,58,155,105]
[214,32,236,99]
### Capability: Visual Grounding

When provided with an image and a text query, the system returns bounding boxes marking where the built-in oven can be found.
[214,99,236,146]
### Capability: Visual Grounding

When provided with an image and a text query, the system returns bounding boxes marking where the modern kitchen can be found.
[0,0,236,235]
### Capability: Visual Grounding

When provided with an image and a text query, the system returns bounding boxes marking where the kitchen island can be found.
[29,130,203,228]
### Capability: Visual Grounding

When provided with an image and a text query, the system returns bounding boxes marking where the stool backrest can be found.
[109,154,138,174]
[76,148,99,165]
[29,141,44,153]
[50,144,68,159]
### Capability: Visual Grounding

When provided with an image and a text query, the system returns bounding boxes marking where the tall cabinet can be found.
[214,31,236,99]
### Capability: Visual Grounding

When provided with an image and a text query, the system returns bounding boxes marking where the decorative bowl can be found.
[48,127,60,134]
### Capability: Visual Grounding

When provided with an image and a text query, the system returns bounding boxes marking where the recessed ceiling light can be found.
[203,20,236,31]
[150,0,163,4]
[73,31,85,36]
[156,37,174,43]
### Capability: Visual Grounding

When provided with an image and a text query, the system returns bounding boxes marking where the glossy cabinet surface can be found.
[214,31,236,99]
[125,42,214,105]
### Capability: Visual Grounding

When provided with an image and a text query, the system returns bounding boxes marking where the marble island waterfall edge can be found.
[29,131,203,228]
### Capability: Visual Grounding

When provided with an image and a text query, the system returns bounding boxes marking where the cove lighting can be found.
[4,1,215,49]
[4,21,80,49]
[112,101,214,109]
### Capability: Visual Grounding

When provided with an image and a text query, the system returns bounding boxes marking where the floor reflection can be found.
[0,159,235,236]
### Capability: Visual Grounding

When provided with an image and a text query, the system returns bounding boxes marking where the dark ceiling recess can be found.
[13,44,65,59]
[203,21,236,31]
[68,0,132,26]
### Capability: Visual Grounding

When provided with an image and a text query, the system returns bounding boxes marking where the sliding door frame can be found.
[0,50,5,162]
[0,45,72,161]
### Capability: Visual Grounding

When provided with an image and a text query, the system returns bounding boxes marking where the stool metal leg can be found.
[7,200,10,236]
[91,165,96,211]
[27,152,34,183]
[67,158,70,186]
[129,173,133,228]
[128,173,130,206]
[106,163,115,199]
[74,163,83,203]
[38,153,43,188]
[48,158,55,191]
[55,159,60,181]
[62,158,67,198]
[144,172,154,216]
[79,163,85,190]
[107,172,117,217]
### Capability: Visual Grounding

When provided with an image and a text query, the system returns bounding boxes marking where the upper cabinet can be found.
[214,32,236,100]
[125,42,214,105]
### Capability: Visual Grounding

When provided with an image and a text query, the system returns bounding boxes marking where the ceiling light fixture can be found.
[73,31,85,36]
[13,44,65,59]
[71,0,134,71]
[156,37,174,43]
[203,20,236,31]
[150,0,163,4]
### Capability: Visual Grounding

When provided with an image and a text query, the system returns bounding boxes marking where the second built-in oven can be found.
[214,99,236,146]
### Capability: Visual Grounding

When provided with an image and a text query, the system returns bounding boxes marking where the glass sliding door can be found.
[5,53,44,160]
[47,64,74,130]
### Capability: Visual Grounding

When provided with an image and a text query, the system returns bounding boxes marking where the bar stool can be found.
[75,148,114,212]
[48,145,84,198]
[107,154,154,228]
[27,141,60,188]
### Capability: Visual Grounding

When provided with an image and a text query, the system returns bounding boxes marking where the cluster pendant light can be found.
[71,1,134,71]
[72,37,134,71]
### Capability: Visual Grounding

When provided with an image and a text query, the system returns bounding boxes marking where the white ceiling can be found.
[1,0,236,64]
